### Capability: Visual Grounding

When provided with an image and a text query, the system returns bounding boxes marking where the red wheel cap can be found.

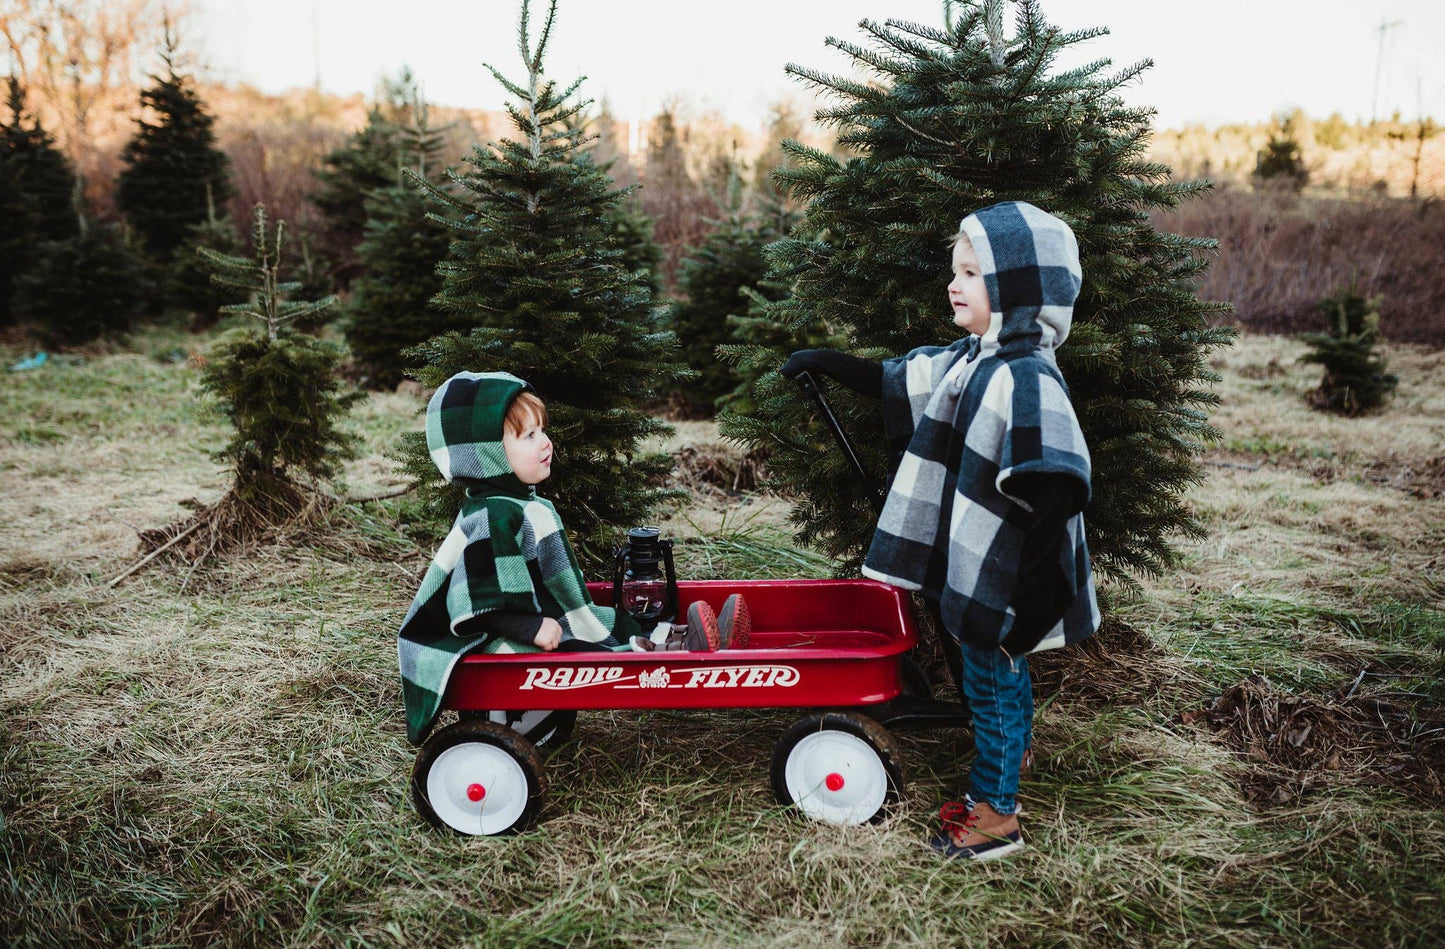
[466,783,486,802]
[825,772,845,792]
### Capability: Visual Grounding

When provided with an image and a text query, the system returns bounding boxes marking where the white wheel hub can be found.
[426,741,530,835]
[783,729,888,825]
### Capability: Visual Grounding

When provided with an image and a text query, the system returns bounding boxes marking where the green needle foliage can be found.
[720,0,1234,581]
[169,191,241,327]
[199,206,358,502]
[667,181,791,415]
[312,105,405,289]
[12,220,154,347]
[1301,288,1398,415]
[398,0,686,568]
[115,34,233,265]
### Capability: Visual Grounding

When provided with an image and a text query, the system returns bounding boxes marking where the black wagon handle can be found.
[793,370,886,515]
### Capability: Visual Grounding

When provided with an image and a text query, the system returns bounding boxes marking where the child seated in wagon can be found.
[397,371,749,744]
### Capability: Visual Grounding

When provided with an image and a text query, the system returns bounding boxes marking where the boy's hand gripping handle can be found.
[793,370,886,515]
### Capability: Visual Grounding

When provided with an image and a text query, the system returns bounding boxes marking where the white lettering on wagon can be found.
[520,666,627,691]
[521,664,802,692]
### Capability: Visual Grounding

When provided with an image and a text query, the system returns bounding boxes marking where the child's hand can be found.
[781,349,829,379]
[533,618,563,651]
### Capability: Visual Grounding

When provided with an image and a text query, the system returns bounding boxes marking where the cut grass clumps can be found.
[1183,674,1445,805]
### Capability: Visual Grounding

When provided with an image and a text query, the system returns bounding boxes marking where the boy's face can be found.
[948,237,992,337]
[502,418,553,485]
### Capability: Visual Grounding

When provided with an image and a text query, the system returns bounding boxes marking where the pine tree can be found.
[115,34,233,263]
[1301,288,1397,415]
[344,96,453,389]
[198,205,358,504]
[720,1,1233,581]
[400,0,686,567]
[0,77,79,324]
[312,106,405,289]
[169,187,241,326]
[666,172,782,414]
[641,105,718,287]
[582,103,664,294]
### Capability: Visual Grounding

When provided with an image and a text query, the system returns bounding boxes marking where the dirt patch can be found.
[128,482,337,585]
[1031,618,1182,710]
[1206,449,1445,500]
[667,444,769,496]
[1181,674,1445,805]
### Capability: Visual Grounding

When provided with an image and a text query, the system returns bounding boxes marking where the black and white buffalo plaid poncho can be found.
[861,201,1100,654]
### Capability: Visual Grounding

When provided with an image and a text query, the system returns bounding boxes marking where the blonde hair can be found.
[503,391,548,436]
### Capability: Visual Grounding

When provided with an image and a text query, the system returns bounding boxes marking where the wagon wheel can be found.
[413,720,546,836]
[459,708,577,750]
[771,711,905,825]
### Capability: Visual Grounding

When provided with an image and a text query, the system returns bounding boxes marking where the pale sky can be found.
[192,1,1443,134]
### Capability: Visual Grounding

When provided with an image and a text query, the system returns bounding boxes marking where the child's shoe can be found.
[684,601,721,651]
[929,800,1024,861]
[717,593,752,649]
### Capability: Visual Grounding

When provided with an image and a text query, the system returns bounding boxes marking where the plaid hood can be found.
[425,370,531,498]
[961,201,1082,355]
[862,202,1099,654]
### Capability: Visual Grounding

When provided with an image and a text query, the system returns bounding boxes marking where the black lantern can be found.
[612,527,677,625]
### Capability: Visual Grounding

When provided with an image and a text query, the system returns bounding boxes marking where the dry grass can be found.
[2,331,1444,947]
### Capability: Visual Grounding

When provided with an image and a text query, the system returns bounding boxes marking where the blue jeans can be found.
[960,644,1033,815]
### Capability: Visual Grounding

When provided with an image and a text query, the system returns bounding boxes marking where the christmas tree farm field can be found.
[1,334,1442,947]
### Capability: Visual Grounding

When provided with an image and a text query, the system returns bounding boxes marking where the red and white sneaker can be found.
[929,800,1024,861]
[684,601,721,651]
[718,593,752,649]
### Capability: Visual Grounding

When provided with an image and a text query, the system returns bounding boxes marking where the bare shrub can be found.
[1157,186,1445,344]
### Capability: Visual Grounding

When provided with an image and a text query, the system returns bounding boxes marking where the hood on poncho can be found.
[398,371,635,744]
[862,201,1099,654]
[427,370,533,497]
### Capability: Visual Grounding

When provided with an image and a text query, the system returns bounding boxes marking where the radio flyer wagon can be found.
[412,578,970,836]
[411,371,968,836]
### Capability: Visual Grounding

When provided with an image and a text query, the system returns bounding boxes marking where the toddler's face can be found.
[948,238,992,337]
[503,421,553,484]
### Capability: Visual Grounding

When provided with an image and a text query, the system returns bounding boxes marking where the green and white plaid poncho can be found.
[397,372,637,744]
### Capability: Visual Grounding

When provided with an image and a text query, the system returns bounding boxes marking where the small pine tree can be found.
[1301,288,1397,415]
[400,0,686,567]
[721,2,1234,580]
[1255,136,1308,188]
[12,219,154,346]
[115,33,233,263]
[198,205,358,503]
[345,96,453,389]
[0,77,80,324]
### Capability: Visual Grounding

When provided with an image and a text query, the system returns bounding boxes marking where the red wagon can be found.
[412,578,968,836]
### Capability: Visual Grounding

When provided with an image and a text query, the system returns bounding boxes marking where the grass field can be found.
[2,331,1442,947]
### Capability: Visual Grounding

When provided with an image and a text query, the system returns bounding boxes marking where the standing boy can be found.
[784,201,1099,859]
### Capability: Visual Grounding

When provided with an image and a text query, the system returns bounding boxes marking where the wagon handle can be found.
[793,370,886,515]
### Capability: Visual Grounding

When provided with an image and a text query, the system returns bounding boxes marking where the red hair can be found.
[503,391,548,436]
